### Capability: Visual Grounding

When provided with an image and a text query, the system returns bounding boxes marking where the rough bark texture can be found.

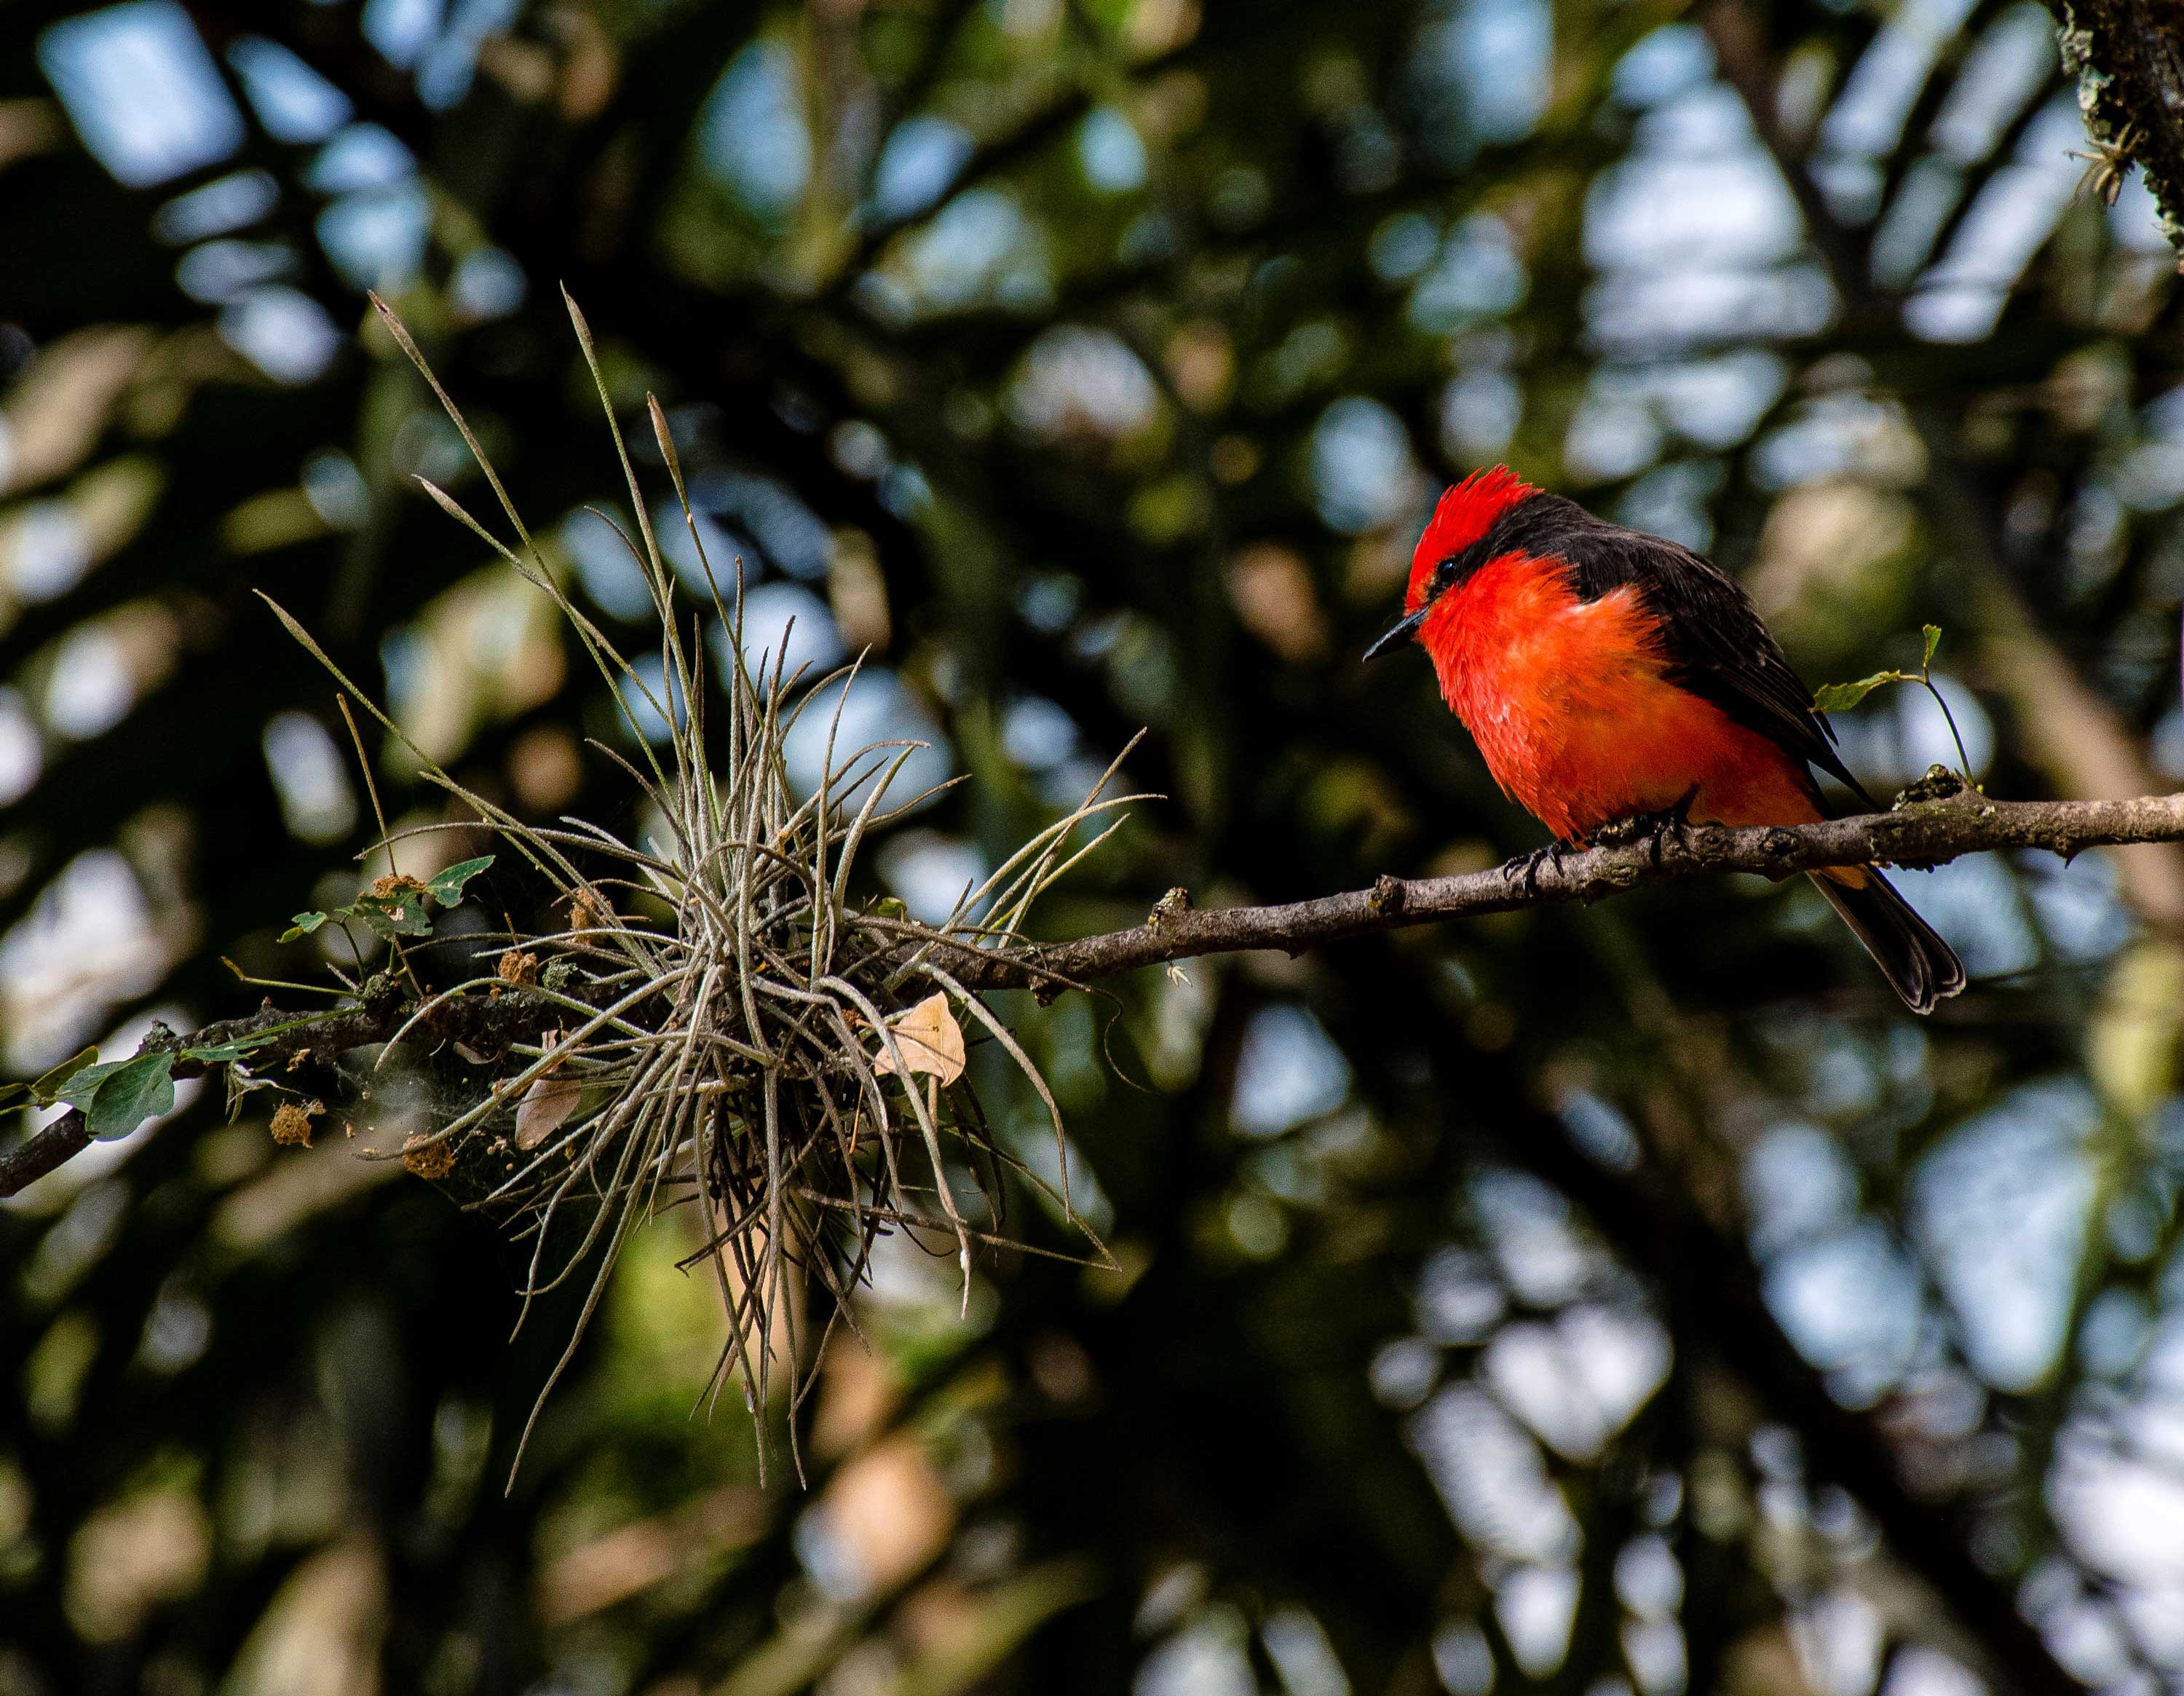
[2043,0,2184,259]
[10,783,2184,1199]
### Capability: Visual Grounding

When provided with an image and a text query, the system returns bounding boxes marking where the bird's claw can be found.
[1507,840,1568,896]
[1588,793,1696,868]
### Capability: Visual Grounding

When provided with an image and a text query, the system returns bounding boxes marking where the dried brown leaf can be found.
[518,1077,584,1150]
[871,993,965,1085]
[516,1030,583,1149]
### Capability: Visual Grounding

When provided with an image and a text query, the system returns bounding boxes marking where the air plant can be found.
[264,288,1129,1484]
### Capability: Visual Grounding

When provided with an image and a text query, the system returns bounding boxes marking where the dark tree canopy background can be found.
[5,1,2184,1694]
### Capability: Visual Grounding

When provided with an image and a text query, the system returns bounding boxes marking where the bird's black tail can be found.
[1809,869,1966,1014]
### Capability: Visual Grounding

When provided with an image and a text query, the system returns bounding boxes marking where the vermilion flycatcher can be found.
[1366,467,1964,1013]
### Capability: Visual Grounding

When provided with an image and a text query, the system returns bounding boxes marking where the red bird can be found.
[1366,466,1964,1013]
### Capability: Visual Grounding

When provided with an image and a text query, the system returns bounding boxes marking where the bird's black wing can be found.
[1480,494,1874,807]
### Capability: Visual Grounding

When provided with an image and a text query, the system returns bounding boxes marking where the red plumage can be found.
[1405,466,1538,613]
[1370,468,1964,1013]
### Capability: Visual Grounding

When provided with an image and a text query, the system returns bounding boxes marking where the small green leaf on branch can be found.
[1813,671,1909,714]
[30,1048,100,1106]
[426,856,494,906]
[56,1051,178,1140]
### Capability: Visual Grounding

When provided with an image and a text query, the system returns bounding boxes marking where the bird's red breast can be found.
[1418,548,1824,843]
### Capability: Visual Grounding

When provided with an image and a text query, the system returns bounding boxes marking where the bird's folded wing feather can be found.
[1543,503,1876,808]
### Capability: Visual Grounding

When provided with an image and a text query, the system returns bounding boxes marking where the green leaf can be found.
[1921,624,1942,672]
[55,1060,123,1108]
[31,1046,100,1106]
[82,1052,176,1141]
[1813,671,1908,714]
[281,910,331,942]
[425,855,494,906]
[352,895,432,937]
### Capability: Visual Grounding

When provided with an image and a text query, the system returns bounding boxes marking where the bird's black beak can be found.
[1364,606,1426,662]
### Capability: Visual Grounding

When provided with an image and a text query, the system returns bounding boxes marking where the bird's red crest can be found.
[1406,465,1539,612]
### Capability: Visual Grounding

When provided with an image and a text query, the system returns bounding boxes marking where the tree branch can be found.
[938,784,2184,990]
[8,784,2184,1199]
[2041,0,2184,262]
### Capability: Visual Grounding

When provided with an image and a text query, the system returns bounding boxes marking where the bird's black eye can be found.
[1431,556,1460,596]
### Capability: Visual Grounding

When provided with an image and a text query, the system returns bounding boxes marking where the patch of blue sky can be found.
[780,668,951,811]
[2020,849,2134,965]
[39,1,245,189]
[1891,853,2036,982]
[218,287,342,384]
[1744,1121,1860,1255]
[416,0,522,109]
[1077,106,1147,194]
[1441,369,1522,462]
[1610,24,1715,109]
[900,190,1052,314]
[874,831,989,928]
[363,0,444,71]
[1819,0,1980,160]
[1927,3,2053,165]
[1614,462,1721,553]
[176,239,296,304]
[228,36,353,143]
[1310,397,1420,535]
[711,582,844,693]
[615,654,689,746]
[1369,212,1441,283]
[151,170,280,245]
[1409,216,1527,335]
[1583,264,1836,360]
[697,42,811,219]
[448,247,527,321]
[871,116,972,222]
[1584,146,1800,277]
[1914,1078,2100,1392]
[559,508,655,622]
[1762,1219,1923,1386]
[1409,0,1549,160]
[1868,157,1966,289]
[1460,0,1550,141]
[317,184,432,292]
[5,503,94,603]
[1000,696,1076,770]
[306,124,417,194]
[1004,327,1158,443]
[692,470,834,581]
[1905,100,2084,344]
[646,498,745,597]
[1823,669,1994,786]
[1232,1004,1351,1137]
